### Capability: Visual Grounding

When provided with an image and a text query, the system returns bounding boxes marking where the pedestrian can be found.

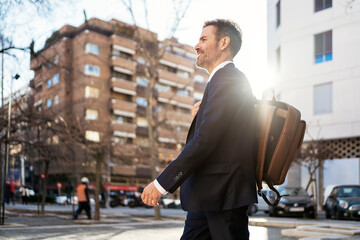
[19,185,29,205]
[73,177,91,220]
[65,182,74,205]
[4,180,11,204]
[8,179,15,205]
[141,19,257,240]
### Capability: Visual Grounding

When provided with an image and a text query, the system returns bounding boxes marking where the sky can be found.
[4,0,268,98]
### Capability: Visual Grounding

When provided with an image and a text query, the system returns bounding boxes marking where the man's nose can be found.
[194,42,200,52]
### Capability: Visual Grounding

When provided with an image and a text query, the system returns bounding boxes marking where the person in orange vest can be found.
[73,177,91,220]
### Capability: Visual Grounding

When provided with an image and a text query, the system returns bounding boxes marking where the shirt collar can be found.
[208,61,233,82]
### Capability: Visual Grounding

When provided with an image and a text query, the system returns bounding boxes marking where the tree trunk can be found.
[41,160,49,215]
[94,153,102,221]
[318,161,324,212]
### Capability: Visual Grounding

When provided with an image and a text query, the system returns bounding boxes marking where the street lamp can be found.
[1,73,20,225]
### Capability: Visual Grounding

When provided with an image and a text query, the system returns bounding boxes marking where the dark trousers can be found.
[180,206,249,240]
[73,202,91,219]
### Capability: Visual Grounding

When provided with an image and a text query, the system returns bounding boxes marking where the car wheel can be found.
[335,209,342,220]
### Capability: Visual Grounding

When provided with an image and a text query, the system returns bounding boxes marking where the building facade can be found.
[267,0,360,200]
[29,18,207,188]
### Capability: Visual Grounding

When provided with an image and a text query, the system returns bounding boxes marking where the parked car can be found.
[268,186,314,218]
[323,185,360,220]
[247,189,272,216]
[159,195,181,209]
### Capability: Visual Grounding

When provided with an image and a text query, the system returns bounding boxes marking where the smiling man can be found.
[141,19,257,240]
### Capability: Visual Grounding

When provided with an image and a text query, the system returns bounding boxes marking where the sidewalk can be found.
[2,204,360,239]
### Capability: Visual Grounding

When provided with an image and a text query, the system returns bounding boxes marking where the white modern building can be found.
[267,0,360,199]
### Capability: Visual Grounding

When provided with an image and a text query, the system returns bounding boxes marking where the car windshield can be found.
[278,187,308,196]
[337,186,360,197]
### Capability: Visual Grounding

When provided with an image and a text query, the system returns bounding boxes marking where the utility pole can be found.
[0,37,4,225]
[1,73,20,225]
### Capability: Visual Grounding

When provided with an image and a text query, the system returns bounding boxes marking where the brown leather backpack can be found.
[254,97,306,206]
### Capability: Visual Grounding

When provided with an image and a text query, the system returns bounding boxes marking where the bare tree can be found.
[120,0,192,220]
[295,135,339,219]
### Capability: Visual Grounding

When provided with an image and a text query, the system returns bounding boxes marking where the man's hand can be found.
[141,182,163,207]
[192,101,201,119]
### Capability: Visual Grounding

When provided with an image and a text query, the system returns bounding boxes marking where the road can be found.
[1,204,360,239]
[2,215,293,240]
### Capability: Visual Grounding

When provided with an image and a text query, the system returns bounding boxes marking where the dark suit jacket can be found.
[157,63,257,212]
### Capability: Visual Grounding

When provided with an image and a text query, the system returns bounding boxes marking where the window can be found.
[84,64,100,77]
[85,86,99,98]
[177,89,190,97]
[177,69,190,78]
[47,79,51,88]
[46,98,52,108]
[314,82,332,115]
[113,115,131,123]
[54,95,59,105]
[85,43,99,55]
[85,130,100,142]
[54,55,59,64]
[53,73,59,85]
[276,0,281,28]
[315,30,332,63]
[194,75,205,83]
[155,83,171,92]
[52,135,59,144]
[112,71,132,81]
[276,47,281,72]
[194,92,203,101]
[136,97,147,107]
[136,57,148,65]
[136,117,148,127]
[113,49,132,60]
[85,109,99,120]
[136,77,149,87]
[114,136,133,144]
[315,0,332,12]
[136,137,149,147]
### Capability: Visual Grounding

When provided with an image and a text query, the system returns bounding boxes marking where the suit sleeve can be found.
[157,70,253,193]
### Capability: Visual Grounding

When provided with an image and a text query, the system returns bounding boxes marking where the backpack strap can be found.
[255,100,277,196]
[262,175,289,206]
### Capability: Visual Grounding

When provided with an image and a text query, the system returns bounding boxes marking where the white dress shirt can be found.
[154,60,234,195]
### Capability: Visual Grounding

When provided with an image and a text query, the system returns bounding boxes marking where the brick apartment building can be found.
[28,18,207,189]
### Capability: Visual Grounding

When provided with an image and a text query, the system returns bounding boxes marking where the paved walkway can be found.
[2,204,360,239]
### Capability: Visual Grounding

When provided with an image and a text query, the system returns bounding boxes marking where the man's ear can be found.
[220,36,230,51]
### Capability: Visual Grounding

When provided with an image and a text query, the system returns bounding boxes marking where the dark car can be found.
[323,185,360,220]
[269,186,315,218]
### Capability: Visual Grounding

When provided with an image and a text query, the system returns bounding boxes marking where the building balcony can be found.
[161,51,194,73]
[111,35,137,52]
[158,69,194,89]
[157,110,192,127]
[136,126,148,137]
[111,77,137,96]
[111,99,136,118]
[157,128,187,144]
[112,121,137,138]
[157,91,194,109]
[111,56,137,74]
[112,144,138,157]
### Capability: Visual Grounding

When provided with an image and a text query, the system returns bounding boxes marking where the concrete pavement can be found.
[1,204,360,239]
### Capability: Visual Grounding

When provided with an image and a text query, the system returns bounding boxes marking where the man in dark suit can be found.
[142,19,257,240]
